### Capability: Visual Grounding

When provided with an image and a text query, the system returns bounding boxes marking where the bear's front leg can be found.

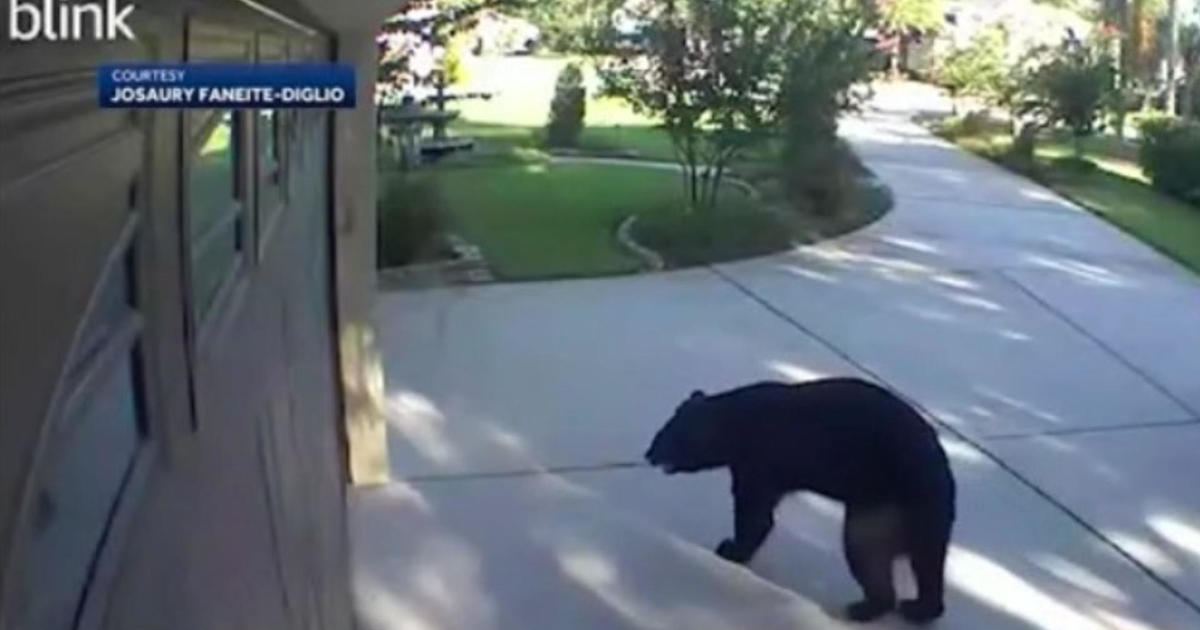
[716,472,781,564]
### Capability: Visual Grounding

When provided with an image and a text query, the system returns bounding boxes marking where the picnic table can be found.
[378,105,474,166]
[378,73,493,167]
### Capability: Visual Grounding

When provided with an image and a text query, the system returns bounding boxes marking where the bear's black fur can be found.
[645,377,956,624]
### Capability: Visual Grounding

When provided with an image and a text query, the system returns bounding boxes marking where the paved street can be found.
[354,90,1200,630]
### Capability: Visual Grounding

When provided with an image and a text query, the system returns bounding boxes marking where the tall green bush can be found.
[934,26,1007,114]
[1138,116,1200,206]
[779,2,874,213]
[378,173,448,267]
[546,62,586,147]
[1028,41,1116,158]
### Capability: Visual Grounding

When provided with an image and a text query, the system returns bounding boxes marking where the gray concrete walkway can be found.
[354,92,1200,630]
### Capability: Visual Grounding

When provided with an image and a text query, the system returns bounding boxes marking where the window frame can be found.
[254,31,289,257]
[181,18,253,343]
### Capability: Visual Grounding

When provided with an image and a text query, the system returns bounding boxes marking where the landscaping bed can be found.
[378,154,891,282]
[380,162,789,281]
[377,54,892,284]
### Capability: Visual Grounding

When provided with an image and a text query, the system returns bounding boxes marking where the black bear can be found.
[644,377,956,624]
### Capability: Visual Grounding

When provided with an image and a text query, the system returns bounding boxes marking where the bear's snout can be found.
[644,445,665,469]
[645,445,680,474]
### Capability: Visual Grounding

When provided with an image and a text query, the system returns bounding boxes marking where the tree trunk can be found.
[1113,32,1128,138]
[1165,0,1180,114]
[1184,76,1196,119]
[689,164,700,210]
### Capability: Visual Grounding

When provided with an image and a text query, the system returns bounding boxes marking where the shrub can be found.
[958,111,999,136]
[1008,122,1038,166]
[546,63,586,147]
[1138,116,1200,206]
[778,5,874,214]
[783,140,872,218]
[378,173,449,267]
[1028,41,1115,158]
[934,26,1007,113]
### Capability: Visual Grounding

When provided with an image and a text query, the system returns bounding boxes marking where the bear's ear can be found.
[689,390,705,401]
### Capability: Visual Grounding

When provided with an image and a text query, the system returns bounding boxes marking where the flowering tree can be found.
[601,0,794,211]
[376,1,529,104]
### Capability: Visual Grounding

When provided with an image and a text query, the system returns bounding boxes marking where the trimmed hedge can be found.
[546,63,586,147]
[1138,117,1200,207]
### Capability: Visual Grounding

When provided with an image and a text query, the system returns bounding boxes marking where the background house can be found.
[907,0,1093,74]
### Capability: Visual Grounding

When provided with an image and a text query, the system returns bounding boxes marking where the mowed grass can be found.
[1034,130,1146,182]
[935,121,1200,275]
[453,54,679,161]
[429,162,785,279]
[1046,169,1200,273]
[378,55,889,280]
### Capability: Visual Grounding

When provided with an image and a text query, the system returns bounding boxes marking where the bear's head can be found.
[645,390,728,474]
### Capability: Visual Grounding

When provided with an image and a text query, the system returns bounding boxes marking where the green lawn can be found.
[429,162,785,280]
[376,55,891,280]
[443,120,677,163]
[576,125,677,161]
[934,121,1200,275]
[452,55,696,163]
[1032,130,1146,182]
[1043,168,1200,274]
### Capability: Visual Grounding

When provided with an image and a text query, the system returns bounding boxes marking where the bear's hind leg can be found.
[900,509,951,624]
[842,504,901,622]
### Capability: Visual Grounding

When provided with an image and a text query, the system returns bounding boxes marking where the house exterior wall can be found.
[0,1,363,628]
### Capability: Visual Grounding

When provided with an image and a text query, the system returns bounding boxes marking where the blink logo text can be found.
[8,0,136,41]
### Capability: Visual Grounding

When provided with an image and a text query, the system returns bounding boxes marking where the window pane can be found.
[69,253,132,383]
[260,110,277,164]
[258,109,283,220]
[189,111,236,242]
[189,110,241,321]
[191,223,238,319]
[16,357,140,630]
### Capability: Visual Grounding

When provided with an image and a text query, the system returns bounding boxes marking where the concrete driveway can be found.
[353,95,1200,630]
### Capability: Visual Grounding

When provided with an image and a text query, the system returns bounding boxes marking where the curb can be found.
[377,233,494,290]
[616,214,665,272]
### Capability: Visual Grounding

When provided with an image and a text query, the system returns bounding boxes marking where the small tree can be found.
[601,0,790,212]
[1029,40,1117,158]
[546,63,587,146]
[935,26,1007,114]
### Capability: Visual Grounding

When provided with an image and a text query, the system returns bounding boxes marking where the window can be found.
[187,109,243,322]
[256,32,287,249]
[186,20,251,326]
[256,108,283,237]
[14,240,145,630]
